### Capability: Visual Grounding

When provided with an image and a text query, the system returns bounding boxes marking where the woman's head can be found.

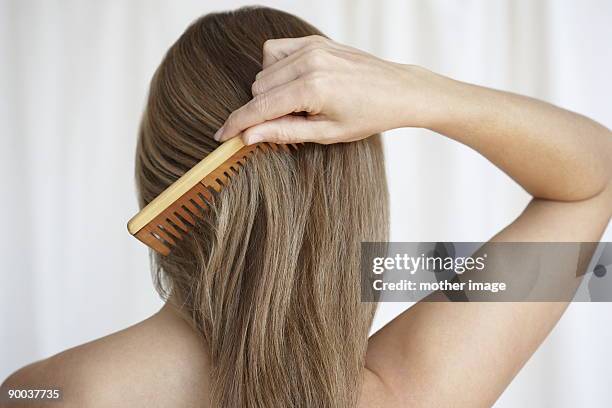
[135,6,389,407]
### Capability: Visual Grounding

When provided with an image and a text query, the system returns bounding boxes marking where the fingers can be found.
[251,59,302,96]
[241,115,335,145]
[256,37,344,88]
[215,80,319,142]
[256,43,319,83]
[261,35,327,68]
[254,40,344,96]
[215,35,336,142]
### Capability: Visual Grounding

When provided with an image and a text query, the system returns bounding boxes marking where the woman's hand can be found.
[214,35,444,145]
[215,34,611,202]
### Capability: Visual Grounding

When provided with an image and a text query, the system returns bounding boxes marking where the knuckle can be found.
[304,73,326,93]
[262,39,276,53]
[320,130,338,145]
[224,111,237,128]
[269,130,281,144]
[306,48,328,69]
[308,35,326,43]
[251,94,269,116]
[251,80,263,95]
[282,123,294,141]
[274,125,291,144]
[300,76,324,112]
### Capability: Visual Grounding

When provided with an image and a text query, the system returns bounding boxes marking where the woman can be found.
[2,6,611,408]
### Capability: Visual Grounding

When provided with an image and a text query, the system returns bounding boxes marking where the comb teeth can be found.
[130,140,303,256]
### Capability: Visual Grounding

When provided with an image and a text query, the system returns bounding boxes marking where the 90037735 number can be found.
[5,388,61,400]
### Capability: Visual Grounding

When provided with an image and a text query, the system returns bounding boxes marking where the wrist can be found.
[397,64,471,131]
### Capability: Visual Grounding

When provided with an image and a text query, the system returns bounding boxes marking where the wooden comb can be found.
[127,137,298,255]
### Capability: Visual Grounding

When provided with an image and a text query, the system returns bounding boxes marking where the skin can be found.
[1,304,211,408]
[3,35,611,407]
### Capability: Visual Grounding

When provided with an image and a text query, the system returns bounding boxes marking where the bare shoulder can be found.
[1,304,211,408]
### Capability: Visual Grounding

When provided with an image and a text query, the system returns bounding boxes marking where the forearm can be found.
[218,38,611,202]
[408,67,612,201]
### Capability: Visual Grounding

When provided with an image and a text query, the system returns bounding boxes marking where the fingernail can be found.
[214,126,224,141]
[245,134,263,145]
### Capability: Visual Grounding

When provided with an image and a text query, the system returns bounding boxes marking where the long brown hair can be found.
[135,6,389,407]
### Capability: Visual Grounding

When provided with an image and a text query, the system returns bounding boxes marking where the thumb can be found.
[242,115,334,145]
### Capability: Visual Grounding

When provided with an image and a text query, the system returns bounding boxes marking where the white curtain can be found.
[1,0,610,406]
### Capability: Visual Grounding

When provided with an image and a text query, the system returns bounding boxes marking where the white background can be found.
[1,0,611,406]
